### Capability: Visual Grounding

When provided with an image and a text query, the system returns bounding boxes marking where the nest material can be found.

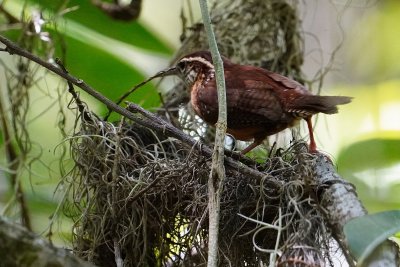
[177,0,303,74]
[64,110,334,267]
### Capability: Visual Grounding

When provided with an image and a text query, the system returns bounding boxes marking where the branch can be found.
[313,154,399,267]
[0,35,265,182]
[0,216,96,267]
[2,34,394,266]
[198,1,227,266]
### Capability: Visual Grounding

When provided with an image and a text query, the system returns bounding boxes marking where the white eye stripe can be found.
[180,56,215,70]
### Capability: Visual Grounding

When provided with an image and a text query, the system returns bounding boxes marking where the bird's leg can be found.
[305,116,317,153]
[240,138,264,155]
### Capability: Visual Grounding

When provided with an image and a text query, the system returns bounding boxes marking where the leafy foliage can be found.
[344,210,400,264]
[337,138,400,172]
[0,0,172,239]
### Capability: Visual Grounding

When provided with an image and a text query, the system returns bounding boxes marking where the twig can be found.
[199,1,227,266]
[0,34,263,182]
[104,67,176,121]
[126,102,265,180]
[55,58,95,122]
[111,120,124,267]
[158,92,177,128]
[0,69,31,231]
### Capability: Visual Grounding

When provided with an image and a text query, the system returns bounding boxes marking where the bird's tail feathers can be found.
[292,95,352,115]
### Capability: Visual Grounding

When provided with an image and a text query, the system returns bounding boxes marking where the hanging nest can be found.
[63,0,347,266]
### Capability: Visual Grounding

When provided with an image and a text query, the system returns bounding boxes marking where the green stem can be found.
[198,1,227,267]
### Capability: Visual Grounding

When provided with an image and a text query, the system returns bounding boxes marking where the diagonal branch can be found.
[1,34,397,266]
[0,34,265,182]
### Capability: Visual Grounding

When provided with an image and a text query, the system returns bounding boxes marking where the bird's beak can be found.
[152,66,179,78]
[132,66,179,90]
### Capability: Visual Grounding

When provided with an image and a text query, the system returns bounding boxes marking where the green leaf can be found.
[6,0,165,114]
[0,20,162,125]
[26,0,173,54]
[344,210,400,264]
[55,34,160,116]
[337,138,400,173]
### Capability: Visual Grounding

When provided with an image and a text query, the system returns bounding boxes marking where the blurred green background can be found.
[0,0,399,246]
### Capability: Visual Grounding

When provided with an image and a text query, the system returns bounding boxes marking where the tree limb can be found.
[0,216,96,267]
[313,153,399,267]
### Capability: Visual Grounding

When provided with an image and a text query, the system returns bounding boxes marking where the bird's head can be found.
[174,51,215,87]
[141,51,218,89]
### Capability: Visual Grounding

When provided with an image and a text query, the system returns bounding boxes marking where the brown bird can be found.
[163,51,351,154]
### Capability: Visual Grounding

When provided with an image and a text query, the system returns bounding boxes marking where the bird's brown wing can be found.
[218,68,299,129]
[231,65,352,117]
[233,65,309,93]
[224,67,287,120]
[195,76,285,129]
[225,86,284,122]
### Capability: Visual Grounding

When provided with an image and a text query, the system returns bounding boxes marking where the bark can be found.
[313,154,399,267]
[0,216,96,267]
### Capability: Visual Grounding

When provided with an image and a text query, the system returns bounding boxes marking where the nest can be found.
[63,108,335,266]
[61,1,341,266]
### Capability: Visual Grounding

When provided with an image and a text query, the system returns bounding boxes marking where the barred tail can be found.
[292,95,352,115]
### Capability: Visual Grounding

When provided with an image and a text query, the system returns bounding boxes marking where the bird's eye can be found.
[177,61,186,72]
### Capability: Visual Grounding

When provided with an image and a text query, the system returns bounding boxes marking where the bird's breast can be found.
[190,80,202,116]
[190,75,218,124]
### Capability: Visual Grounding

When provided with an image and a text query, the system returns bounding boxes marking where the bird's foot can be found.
[308,141,317,153]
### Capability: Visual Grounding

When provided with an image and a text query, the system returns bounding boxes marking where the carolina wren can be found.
[162,51,351,154]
